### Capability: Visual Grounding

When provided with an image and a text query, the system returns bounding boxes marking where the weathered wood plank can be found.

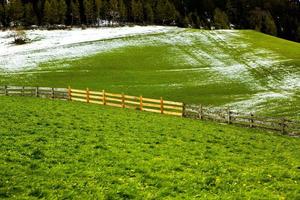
[71,93,86,98]
[89,100,103,105]
[71,89,86,94]
[89,91,103,95]
[143,102,161,108]
[71,97,87,102]
[163,100,183,106]
[106,92,122,98]
[143,108,162,114]
[106,102,122,108]
[106,97,122,103]
[124,100,140,105]
[164,111,183,116]
[143,97,161,103]
[89,95,103,100]
[163,105,183,111]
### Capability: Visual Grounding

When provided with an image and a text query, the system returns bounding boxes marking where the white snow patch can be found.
[279,75,300,91]
[163,29,299,95]
[226,91,291,112]
[0,26,176,71]
[157,67,211,72]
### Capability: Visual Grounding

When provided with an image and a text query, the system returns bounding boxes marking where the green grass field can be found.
[0,28,299,119]
[0,96,299,199]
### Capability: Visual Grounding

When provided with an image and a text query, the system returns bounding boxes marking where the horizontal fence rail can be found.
[0,85,68,99]
[185,104,300,136]
[0,85,299,136]
[0,85,183,117]
[68,87,184,117]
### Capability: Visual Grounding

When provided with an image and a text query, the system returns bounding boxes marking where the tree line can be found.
[0,0,299,42]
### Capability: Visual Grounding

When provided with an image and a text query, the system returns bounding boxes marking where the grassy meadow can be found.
[0,96,300,199]
[0,28,299,119]
[0,27,299,199]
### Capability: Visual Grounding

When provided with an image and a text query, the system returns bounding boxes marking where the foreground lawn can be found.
[0,96,299,199]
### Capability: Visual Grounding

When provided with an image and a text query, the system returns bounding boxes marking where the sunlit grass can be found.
[0,96,299,199]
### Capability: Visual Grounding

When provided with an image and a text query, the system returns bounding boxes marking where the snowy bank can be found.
[0,26,176,71]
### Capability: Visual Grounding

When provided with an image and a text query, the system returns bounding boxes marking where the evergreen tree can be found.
[155,0,177,25]
[144,2,154,24]
[226,0,238,24]
[36,0,43,25]
[100,0,109,21]
[155,0,166,24]
[165,0,177,24]
[24,3,37,26]
[297,25,300,41]
[0,4,4,26]
[51,0,60,24]
[213,8,229,29]
[183,15,190,27]
[0,0,298,42]
[84,0,94,25]
[95,0,102,22]
[202,0,215,15]
[110,0,119,23]
[43,0,52,24]
[195,15,202,28]
[189,12,203,28]
[249,8,277,36]
[9,0,24,25]
[131,0,143,23]
[263,12,277,36]
[119,0,127,23]
[70,0,81,25]
[58,0,67,24]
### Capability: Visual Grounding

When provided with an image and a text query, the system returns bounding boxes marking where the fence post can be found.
[182,103,186,117]
[35,87,39,97]
[199,104,203,120]
[140,96,143,111]
[122,93,125,108]
[68,86,72,100]
[86,88,90,103]
[4,85,8,96]
[22,86,24,96]
[160,97,164,114]
[281,118,287,134]
[250,113,254,128]
[51,88,55,99]
[227,107,231,124]
[102,90,106,105]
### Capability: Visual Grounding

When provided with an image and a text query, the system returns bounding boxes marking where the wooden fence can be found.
[0,86,183,117]
[68,87,184,116]
[185,104,300,136]
[0,85,299,136]
[0,85,68,99]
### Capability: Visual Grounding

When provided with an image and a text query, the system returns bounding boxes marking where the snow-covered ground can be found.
[0,26,176,71]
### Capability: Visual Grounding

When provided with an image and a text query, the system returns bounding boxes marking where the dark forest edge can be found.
[0,0,299,42]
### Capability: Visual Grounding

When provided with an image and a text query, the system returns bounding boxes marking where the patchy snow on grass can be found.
[279,75,300,91]
[153,29,299,114]
[1,27,298,116]
[226,91,291,112]
[164,30,298,91]
[157,67,211,72]
[0,26,176,71]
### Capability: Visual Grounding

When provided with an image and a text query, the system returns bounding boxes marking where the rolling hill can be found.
[0,26,299,119]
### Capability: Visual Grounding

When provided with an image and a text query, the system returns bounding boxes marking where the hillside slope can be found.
[0,27,299,119]
[0,96,299,199]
